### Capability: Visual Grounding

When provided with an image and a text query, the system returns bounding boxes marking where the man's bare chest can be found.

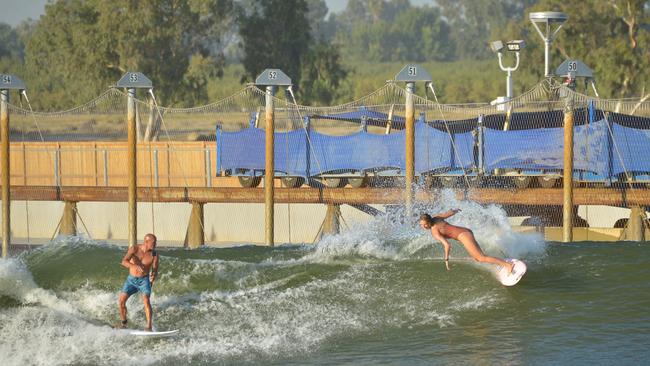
[134,250,154,266]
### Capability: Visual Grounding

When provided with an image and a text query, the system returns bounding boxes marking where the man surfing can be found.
[117,233,159,331]
[419,210,514,274]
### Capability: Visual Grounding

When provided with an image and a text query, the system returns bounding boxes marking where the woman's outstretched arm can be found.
[431,229,452,270]
[435,208,461,219]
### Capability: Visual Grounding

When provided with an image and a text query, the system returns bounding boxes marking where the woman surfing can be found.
[419,209,514,274]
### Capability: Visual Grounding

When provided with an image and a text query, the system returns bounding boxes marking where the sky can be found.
[0,0,48,26]
[0,0,435,26]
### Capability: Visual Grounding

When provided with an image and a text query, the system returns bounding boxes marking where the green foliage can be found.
[238,0,348,105]
[0,22,27,77]
[436,0,537,60]
[333,0,454,62]
[22,0,234,110]
[0,23,23,60]
[1,0,648,109]
[338,60,514,104]
[299,40,348,105]
[509,0,649,98]
[239,0,312,85]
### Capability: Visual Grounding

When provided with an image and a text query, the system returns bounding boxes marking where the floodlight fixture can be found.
[490,40,504,53]
[489,39,524,99]
[529,11,568,77]
[506,40,526,52]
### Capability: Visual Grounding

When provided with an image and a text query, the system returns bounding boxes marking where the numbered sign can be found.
[568,61,578,72]
[0,74,26,89]
[555,59,593,78]
[254,69,292,86]
[116,72,153,88]
[395,64,431,82]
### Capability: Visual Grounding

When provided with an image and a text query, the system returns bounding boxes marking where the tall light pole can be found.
[529,11,568,78]
[490,40,526,100]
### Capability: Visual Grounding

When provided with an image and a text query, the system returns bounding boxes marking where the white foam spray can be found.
[308,189,546,263]
[0,258,79,315]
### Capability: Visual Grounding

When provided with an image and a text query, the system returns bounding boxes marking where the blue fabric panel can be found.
[220,127,265,172]
[484,120,609,175]
[573,120,609,176]
[221,124,477,176]
[484,127,563,172]
[452,131,475,169]
[275,129,309,175]
[612,123,650,174]
[220,128,311,176]
[414,122,452,172]
[308,130,405,173]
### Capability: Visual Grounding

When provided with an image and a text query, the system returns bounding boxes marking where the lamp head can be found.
[506,40,526,52]
[489,40,504,53]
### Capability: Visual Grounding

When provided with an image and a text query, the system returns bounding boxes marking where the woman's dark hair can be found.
[419,213,444,225]
[419,213,433,224]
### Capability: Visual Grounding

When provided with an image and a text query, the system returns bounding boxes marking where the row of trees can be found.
[0,0,648,110]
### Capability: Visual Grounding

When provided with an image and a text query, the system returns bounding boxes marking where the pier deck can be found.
[7,186,650,207]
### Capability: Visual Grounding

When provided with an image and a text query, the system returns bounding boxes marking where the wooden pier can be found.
[8,185,650,206]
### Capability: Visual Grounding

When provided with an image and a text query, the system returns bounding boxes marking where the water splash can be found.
[309,189,546,263]
[0,258,78,315]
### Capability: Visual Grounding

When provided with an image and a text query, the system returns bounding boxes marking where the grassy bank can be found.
[207,60,541,106]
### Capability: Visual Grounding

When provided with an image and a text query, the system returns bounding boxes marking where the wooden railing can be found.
[3,141,217,187]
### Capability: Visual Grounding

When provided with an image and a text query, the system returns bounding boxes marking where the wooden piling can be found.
[626,205,646,241]
[265,86,276,247]
[59,201,78,236]
[184,202,205,248]
[562,99,574,242]
[405,82,415,221]
[127,88,137,247]
[321,204,341,237]
[1,90,9,257]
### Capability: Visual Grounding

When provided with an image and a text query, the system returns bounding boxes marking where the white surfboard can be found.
[497,259,527,286]
[120,329,179,337]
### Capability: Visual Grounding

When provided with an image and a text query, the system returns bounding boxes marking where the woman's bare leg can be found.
[457,232,513,273]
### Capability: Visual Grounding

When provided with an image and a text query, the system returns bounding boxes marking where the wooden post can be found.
[265,85,276,247]
[1,89,9,257]
[405,82,415,221]
[254,69,291,246]
[59,201,78,236]
[127,88,137,247]
[395,65,431,222]
[321,204,341,238]
[562,97,574,242]
[184,202,205,248]
[117,72,152,246]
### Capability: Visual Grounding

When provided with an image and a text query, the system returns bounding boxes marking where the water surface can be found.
[1,203,648,365]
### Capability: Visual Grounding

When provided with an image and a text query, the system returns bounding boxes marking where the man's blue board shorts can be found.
[121,274,151,296]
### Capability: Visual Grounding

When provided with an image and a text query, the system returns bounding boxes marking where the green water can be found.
[1,234,648,365]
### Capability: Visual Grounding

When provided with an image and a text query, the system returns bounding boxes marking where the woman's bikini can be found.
[435,221,472,240]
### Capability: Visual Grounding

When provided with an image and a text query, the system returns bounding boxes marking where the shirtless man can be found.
[118,233,159,331]
[419,210,514,274]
